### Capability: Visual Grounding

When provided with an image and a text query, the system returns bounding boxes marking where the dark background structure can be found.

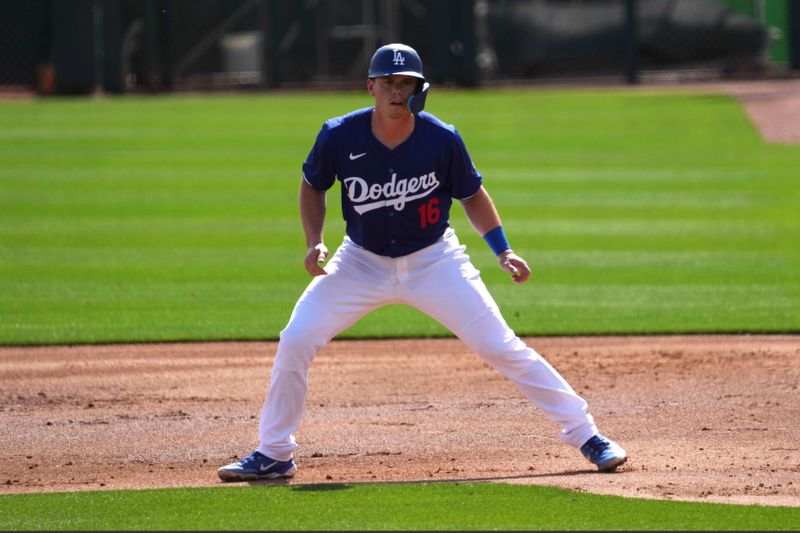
[1,0,798,95]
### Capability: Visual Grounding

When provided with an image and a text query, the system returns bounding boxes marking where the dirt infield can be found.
[1,335,798,507]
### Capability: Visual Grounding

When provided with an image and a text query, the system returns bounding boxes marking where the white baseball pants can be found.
[257,228,597,461]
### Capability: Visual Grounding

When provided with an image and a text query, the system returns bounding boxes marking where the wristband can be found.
[483,226,511,256]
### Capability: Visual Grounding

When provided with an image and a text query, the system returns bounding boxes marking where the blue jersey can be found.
[302,108,482,257]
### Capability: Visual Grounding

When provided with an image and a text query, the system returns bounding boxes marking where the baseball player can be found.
[218,43,627,481]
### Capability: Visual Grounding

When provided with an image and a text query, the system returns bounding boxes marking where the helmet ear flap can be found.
[408,82,430,114]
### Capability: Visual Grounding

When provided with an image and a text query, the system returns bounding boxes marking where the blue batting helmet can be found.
[368,43,430,113]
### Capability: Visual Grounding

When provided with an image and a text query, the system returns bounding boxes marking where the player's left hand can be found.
[498,250,531,284]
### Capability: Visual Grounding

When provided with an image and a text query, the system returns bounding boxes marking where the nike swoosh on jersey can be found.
[349,152,367,160]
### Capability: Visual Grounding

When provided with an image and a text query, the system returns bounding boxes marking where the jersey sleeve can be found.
[302,122,337,191]
[448,129,483,200]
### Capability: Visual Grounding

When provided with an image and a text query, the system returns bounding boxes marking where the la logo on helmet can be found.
[392,50,405,65]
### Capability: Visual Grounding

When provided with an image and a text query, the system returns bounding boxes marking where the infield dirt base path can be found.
[2,335,798,507]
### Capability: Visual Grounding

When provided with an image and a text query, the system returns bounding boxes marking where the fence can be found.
[1,0,798,95]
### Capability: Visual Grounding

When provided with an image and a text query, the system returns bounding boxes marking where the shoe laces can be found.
[238,451,263,466]
[584,435,610,455]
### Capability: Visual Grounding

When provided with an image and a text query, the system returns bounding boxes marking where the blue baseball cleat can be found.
[217,451,297,482]
[580,434,628,472]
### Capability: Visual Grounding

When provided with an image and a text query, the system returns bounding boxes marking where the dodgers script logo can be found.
[392,50,405,65]
[344,172,439,215]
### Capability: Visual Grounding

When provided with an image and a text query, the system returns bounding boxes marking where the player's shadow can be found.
[230,467,622,489]
[240,478,293,487]
[402,468,613,485]
[289,483,352,492]
[240,479,353,491]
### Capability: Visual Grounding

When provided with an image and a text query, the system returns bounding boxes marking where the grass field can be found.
[1,88,799,529]
[2,482,799,531]
[1,89,798,345]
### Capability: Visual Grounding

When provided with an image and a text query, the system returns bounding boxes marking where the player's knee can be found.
[274,324,322,372]
[472,337,538,377]
[470,333,523,360]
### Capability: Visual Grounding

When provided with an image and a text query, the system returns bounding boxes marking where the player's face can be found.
[368,75,418,119]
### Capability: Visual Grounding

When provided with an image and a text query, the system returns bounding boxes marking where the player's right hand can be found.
[305,243,329,276]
